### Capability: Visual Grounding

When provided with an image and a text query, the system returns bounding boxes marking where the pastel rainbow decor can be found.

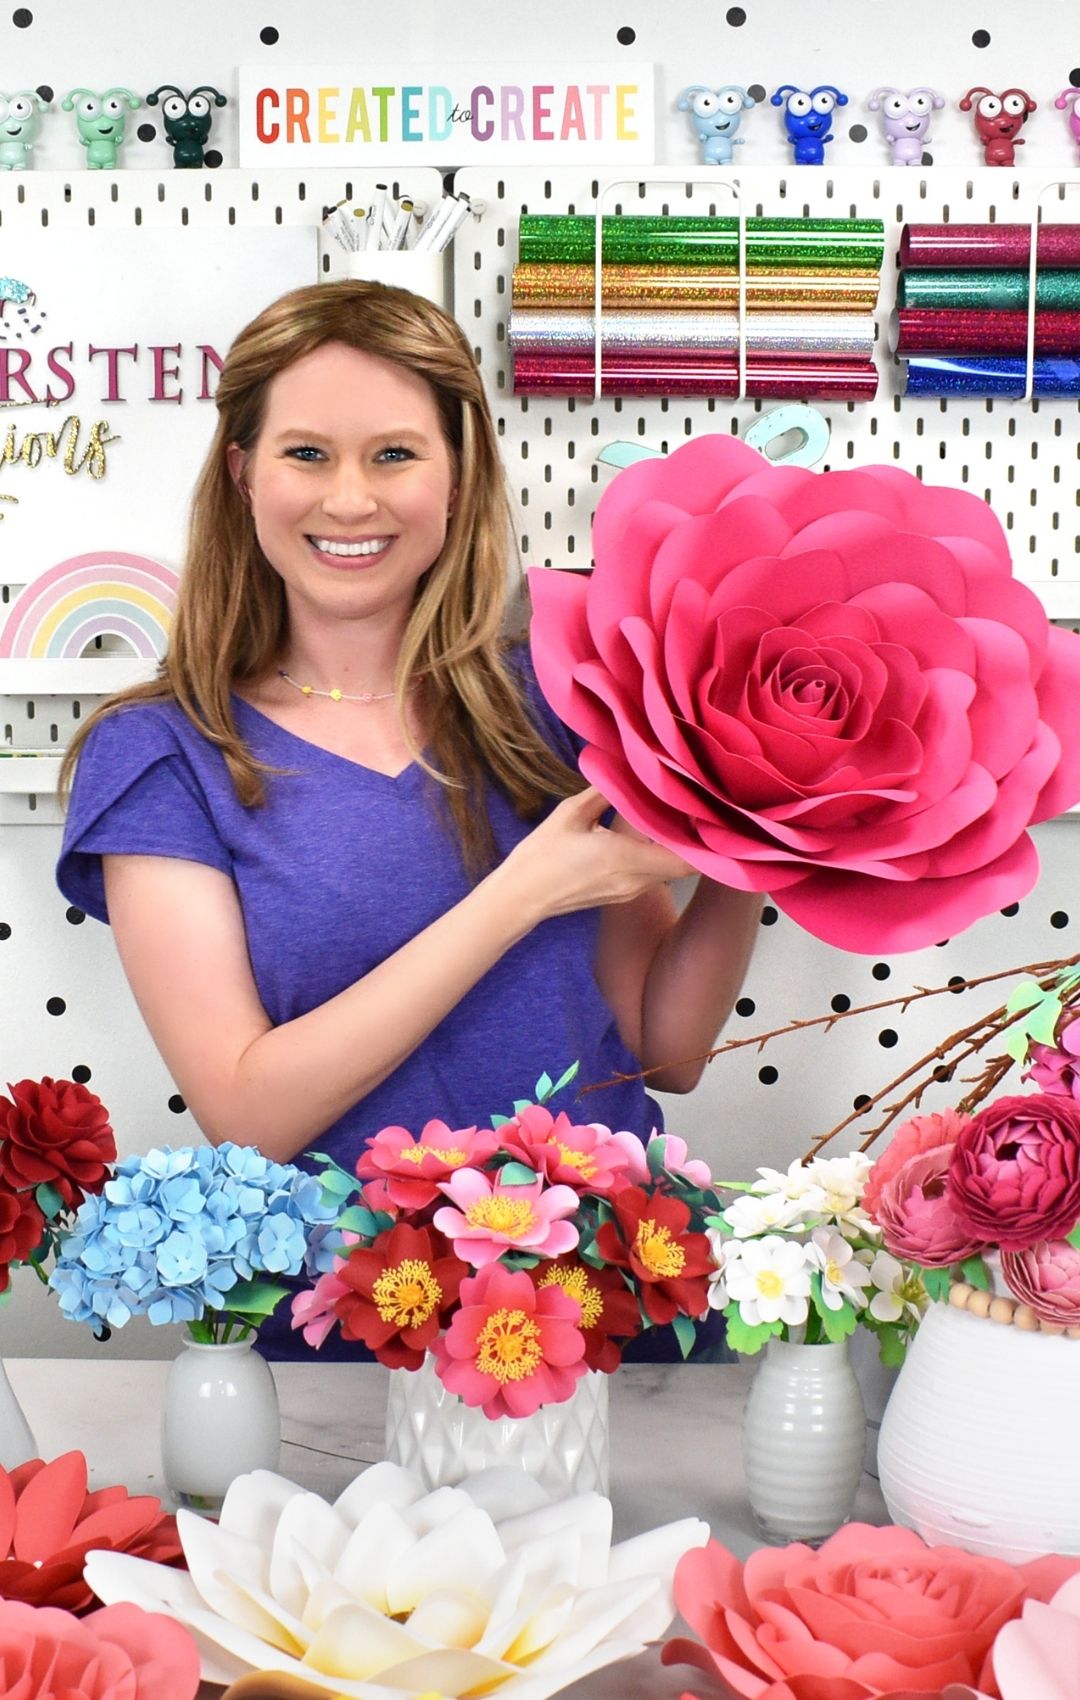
[0,552,179,661]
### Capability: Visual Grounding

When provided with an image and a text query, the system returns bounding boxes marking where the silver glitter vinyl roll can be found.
[507,308,876,361]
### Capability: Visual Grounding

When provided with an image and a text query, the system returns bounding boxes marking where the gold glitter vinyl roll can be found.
[511,264,881,312]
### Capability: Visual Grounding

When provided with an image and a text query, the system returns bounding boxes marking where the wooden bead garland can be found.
[947,1279,1080,1339]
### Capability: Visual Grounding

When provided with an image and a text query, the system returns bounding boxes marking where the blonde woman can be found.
[57,282,761,1357]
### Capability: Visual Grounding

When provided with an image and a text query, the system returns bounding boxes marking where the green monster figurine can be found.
[61,86,140,168]
[145,84,227,167]
[0,90,50,169]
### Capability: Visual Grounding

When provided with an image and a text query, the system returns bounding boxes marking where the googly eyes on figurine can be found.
[867,85,945,165]
[959,85,1036,166]
[61,86,141,169]
[677,84,755,165]
[0,89,49,170]
[146,83,228,168]
[771,84,848,164]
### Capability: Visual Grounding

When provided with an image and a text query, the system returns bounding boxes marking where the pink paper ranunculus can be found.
[1000,1237,1080,1327]
[872,1145,985,1268]
[528,434,1080,953]
[863,1109,972,1220]
[662,1525,1080,1700]
[948,1093,1080,1252]
[0,1600,199,1699]
[1025,1014,1080,1104]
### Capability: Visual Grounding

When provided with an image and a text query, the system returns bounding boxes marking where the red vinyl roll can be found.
[895,307,1080,356]
[511,351,878,400]
[899,224,1080,270]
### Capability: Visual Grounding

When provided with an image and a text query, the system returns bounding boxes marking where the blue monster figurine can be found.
[0,89,49,169]
[677,83,756,165]
[61,87,140,168]
[771,83,848,164]
[145,84,227,168]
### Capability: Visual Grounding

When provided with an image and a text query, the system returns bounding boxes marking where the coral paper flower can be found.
[663,1524,1080,1700]
[528,433,1080,953]
[532,1253,642,1370]
[86,1461,707,1699]
[0,1451,182,1615]
[863,1109,972,1220]
[948,1093,1080,1251]
[499,1104,636,1194]
[332,1222,467,1369]
[433,1263,586,1417]
[0,1078,115,1210]
[1000,1237,1080,1327]
[354,1119,500,1213]
[0,1600,199,1700]
[432,1168,580,1267]
[873,1146,986,1269]
[595,1186,713,1324]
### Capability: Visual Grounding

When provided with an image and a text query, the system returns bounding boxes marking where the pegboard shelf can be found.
[0,659,159,696]
[0,753,62,796]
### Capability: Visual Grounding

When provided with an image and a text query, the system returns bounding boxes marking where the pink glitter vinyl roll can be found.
[895,307,1080,356]
[511,351,878,400]
[899,224,1080,270]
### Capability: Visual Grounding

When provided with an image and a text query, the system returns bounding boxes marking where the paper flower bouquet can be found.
[0,1077,116,1299]
[292,1067,723,1415]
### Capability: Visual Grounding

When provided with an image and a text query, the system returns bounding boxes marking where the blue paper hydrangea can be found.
[49,1142,341,1335]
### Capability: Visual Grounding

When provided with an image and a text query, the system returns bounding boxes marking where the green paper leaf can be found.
[959,1255,990,1292]
[336,1205,381,1237]
[490,1113,509,1129]
[877,1327,908,1368]
[809,1277,858,1344]
[318,1168,358,1200]
[671,1313,697,1360]
[220,1280,291,1319]
[723,1302,783,1356]
[533,1071,554,1103]
[1067,1223,1080,1250]
[646,1136,669,1179]
[552,1060,581,1095]
[501,1251,541,1270]
[512,1099,533,1116]
[918,1266,953,1304]
[703,1214,731,1234]
[579,1239,605,1269]
[499,1162,539,1188]
[0,1285,12,1310]
[1005,982,1044,1016]
[34,1182,65,1222]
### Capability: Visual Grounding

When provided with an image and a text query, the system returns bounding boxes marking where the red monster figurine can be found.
[959,85,1037,165]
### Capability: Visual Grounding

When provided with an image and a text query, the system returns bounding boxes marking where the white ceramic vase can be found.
[384,1355,609,1497]
[161,1337,280,1513]
[742,1338,866,1544]
[0,1360,36,1470]
[878,1297,1080,1561]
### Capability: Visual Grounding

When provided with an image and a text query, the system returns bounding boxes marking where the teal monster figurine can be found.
[145,83,227,167]
[61,86,140,168]
[0,89,50,169]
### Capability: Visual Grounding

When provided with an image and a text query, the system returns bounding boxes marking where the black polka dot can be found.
[748,83,766,103]
[0,923,10,941]
[46,996,66,1016]
[948,975,967,993]
[758,1064,778,1085]
[65,906,85,926]
[1051,910,1070,929]
[168,1093,187,1114]
[921,151,933,166]
[12,9,32,27]
[1000,902,1020,917]
[853,1094,872,1112]
[871,962,891,981]
[71,1065,92,1084]
[831,993,851,1012]
[259,23,279,43]
[204,149,223,168]
[735,996,756,1017]
[878,1028,899,1048]
[1071,68,1080,89]
[972,28,991,46]
[760,904,778,926]
[936,939,950,948]
[36,83,52,103]
[725,5,746,22]
[136,123,156,142]
[848,124,868,143]
[616,24,636,44]
[932,1064,952,1082]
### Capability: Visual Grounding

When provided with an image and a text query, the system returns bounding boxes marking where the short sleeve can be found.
[57,706,233,924]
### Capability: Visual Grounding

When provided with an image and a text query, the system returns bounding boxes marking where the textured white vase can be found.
[878,1298,1080,1561]
[0,1360,36,1470]
[742,1338,866,1544]
[384,1355,609,1496]
[161,1338,280,1513]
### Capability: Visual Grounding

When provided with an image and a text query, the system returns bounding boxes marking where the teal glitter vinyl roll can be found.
[518,215,885,270]
[898,269,1080,311]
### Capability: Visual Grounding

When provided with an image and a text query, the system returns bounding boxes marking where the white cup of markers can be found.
[322,186,474,306]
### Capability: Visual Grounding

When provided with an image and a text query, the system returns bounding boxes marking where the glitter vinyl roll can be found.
[508,308,876,361]
[897,268,1080,311]
[903,354,1080,397]
[895,308,1080,356]
[512,351,879,400]
[512,264,881,312]
[899,224,1080,270]
[519,215,885,269]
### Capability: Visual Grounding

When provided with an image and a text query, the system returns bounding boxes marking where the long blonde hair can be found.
[60,281,583,872]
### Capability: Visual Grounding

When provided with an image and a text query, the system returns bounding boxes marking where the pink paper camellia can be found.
[499,1104,637,1194]
[0,1600,199,1700]
[662,1524,1080,1700]
[1025,1014,1080,1104]
[431,1263,586,1417]
[948,1093,1080,1252]
[1000,1237,1080,1327]
[528,434,1080,953]
[433,1167,580,1266]
[354,1119,500,1213]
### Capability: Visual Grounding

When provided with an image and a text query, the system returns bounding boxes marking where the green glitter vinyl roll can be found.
[898,268,1080,311]
[518,214,885,270]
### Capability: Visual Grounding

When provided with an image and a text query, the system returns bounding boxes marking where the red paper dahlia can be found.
[0,1079,115,1211]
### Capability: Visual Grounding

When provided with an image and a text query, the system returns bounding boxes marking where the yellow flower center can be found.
[755,1269,784,1300]
[464,1196,537,1238]
[554,1142,597,1180]
[825,1258,845,1287]
[537,1263,604,1329]
[372,1259,442,1328]
[475,1308,544,1382]
[634,1219,685,1280]
[396,1144,468,1167]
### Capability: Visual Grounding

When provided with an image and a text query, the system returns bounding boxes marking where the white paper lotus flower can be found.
[85,1461,707,1700]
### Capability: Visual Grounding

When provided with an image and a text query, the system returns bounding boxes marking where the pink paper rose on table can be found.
[947,1093,1080,1251]
[1000,1237,1080,1327]
[528,433,1080,953]
[0,1600,199,1700]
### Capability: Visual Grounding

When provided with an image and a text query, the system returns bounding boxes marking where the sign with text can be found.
[239,64,655,165]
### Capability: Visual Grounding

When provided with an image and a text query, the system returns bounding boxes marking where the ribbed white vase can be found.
[742,1338,866,1544]
[161,1338,280,1514]
[0,1360,36,1470]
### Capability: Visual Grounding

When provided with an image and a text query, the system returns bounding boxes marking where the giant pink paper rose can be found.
[528,435,1080,952]
[948,1093,1080,1251]
[0,1600,199,1700]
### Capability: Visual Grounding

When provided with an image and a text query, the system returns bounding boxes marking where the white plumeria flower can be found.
[801,1154,875,1232]
[706,1226,738,1309]
[724,1234,812,1328]
[868,1250,925,1325]
[722,1190,807,1238]
[807,1226,874,1312]
[750,1158,820,1201]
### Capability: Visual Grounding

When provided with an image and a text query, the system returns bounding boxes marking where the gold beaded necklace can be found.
[278,668,422,705]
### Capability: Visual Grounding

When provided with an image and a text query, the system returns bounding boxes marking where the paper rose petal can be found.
[529,434,1080,952]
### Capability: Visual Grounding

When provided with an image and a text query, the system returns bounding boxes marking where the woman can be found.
[57,281,762,1356]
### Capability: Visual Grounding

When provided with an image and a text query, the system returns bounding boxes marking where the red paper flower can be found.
[1000,1237,1080,1327]
[0,1078,115,1211]
[532,1254,642,1370]
[594,1186,712,1325]
[431,1263,586,1418]
[334,1222,467,1369]
[500,1103,637,1194]
[354,1119,500,1213]
[0,1600,199,1700]
[0,1191,45,1273]
[528,434,1080,953]
[0,1451,183,1615]
[662,1525,1080,1699]
[948,1093,1080,1252]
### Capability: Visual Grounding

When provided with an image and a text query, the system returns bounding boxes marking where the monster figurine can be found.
[677,83,755,165]
[959,86,1037,166]
[0,89,49,169]
[867,86,945,165]
[61,86,141,168]
[1054,88,1080,162]
[771,83,848,165]
[145,83,227,168]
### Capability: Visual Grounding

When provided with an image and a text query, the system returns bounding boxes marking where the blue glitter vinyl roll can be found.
[903,355,1080,397]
